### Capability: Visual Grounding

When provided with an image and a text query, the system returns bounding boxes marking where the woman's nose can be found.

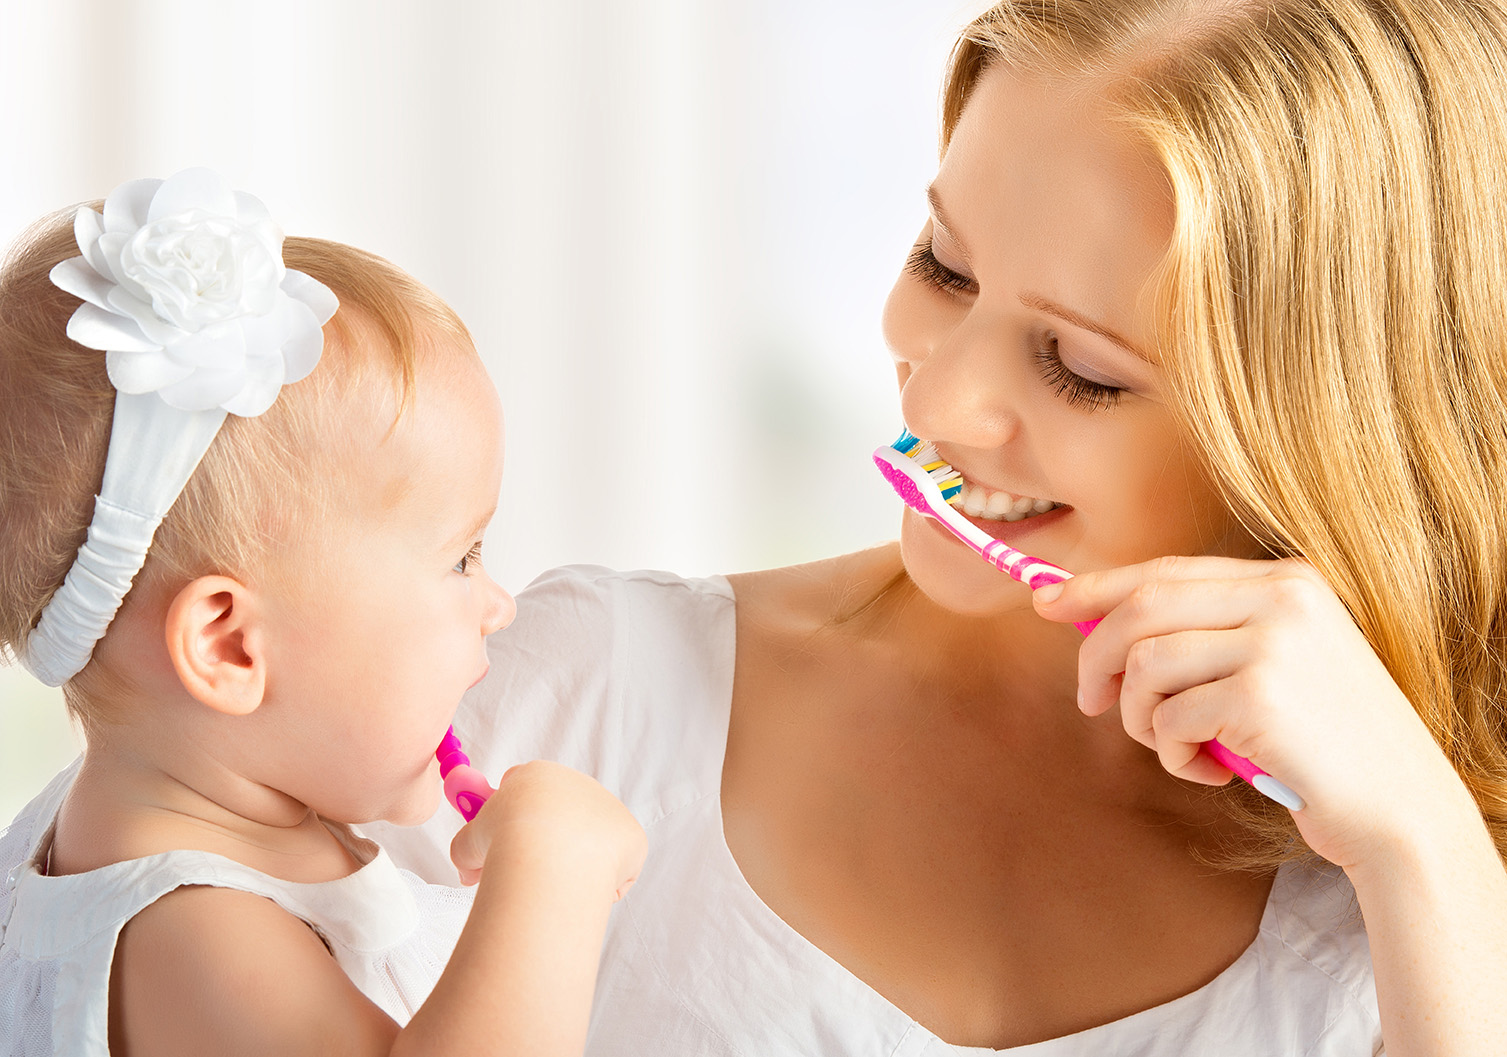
[895,305,1024,450]
[479,574,517,635]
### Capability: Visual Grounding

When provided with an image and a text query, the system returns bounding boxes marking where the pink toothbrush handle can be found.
[1026,568,1306,810]
[444,764,493,822]
[969,538,1101,636]
[871,442,1304,810]
[436,727,495,822]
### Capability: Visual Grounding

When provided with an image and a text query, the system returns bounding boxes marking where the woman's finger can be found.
[1111,627,1243,737]
[1151,672,1283,790]
[1034,553,1310,628]
[1074,576,1282,716]
[1147,680,1250,786]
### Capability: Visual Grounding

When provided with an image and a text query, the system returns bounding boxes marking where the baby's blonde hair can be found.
[0,206,471,730]
[945,0,1507,867]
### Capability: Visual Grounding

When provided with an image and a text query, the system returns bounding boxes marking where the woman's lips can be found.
[923,501,1071,548]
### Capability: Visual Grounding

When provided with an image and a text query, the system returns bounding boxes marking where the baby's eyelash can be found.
[454,542,484,575]
[1034,335,1124,412]
[905,241,976,293]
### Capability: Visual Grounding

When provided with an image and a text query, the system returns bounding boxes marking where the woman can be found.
[378,2,1507,1052]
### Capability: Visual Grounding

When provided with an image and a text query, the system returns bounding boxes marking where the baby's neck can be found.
[47,734,364,884]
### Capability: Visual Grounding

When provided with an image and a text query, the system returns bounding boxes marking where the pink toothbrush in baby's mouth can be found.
[874,429,1306,812]
[437,727,494,821]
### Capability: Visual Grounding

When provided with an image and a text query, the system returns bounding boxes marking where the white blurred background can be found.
[1,0,979,822]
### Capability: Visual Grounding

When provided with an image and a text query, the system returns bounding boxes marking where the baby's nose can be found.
[481,577,517,635]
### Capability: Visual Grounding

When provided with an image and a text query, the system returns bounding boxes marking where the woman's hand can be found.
[448,759,646,899]
[1032,555,1471,871]
[1034,555,1507,1056]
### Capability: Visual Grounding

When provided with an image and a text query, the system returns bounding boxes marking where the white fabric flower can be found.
[49,167,338,416]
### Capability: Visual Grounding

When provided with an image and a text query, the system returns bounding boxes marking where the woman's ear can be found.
[164,576,266,716]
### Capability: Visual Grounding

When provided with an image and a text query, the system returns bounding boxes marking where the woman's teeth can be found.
[955,481,1062,522]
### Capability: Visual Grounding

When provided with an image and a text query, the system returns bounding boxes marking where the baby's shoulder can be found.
[112,885,395,1053]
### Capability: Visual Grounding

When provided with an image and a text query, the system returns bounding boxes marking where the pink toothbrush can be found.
[874,431,1305,811]
[436,727,495,821]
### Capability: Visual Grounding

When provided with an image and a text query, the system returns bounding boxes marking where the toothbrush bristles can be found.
[893,431,964,504]
[892,430,922,456]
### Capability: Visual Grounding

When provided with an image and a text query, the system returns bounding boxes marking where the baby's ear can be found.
[164,576,266,716]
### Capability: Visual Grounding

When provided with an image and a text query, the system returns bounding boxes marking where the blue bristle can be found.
[889,427,963,504]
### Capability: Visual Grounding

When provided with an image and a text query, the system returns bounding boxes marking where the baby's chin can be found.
[379,794,445,828]
[364,767,447,828]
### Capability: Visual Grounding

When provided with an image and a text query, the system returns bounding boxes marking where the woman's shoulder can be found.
[440,564,739,837]
[511,563,734,637]
[492,563,735,690]
[1262,857,1375,993]
[509,547,902,652]
[726,543,904,631]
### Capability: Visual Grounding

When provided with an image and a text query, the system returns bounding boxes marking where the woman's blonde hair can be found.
[0,207,471,729]
[944,0,1507,867]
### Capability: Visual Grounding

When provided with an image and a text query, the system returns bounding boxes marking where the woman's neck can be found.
[808,545,1086,712]
[729,543,1221,820]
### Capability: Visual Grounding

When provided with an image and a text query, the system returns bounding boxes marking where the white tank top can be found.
[372,564,1385,1057]
[0,758,474,1056]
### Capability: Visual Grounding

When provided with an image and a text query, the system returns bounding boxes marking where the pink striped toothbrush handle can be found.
[976,539,1100,635]
[436,727,495,822]
[1023,567,1306,811]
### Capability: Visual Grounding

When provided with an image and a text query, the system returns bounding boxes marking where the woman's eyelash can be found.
[906,240,1123,412]
[1034,335,1123,411]
[905,241,976,292]
[455,542,484,575]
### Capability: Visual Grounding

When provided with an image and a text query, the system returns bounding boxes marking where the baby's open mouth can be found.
[953,479,1064,523]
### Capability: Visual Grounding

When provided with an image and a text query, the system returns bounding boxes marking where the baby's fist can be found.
[449,760,646,897]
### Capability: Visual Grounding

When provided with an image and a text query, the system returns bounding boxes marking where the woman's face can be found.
[883,63,1262,617]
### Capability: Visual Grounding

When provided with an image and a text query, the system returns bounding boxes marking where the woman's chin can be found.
[898,512,1040,617]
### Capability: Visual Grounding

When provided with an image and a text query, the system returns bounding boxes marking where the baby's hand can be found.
[448,760,646,899]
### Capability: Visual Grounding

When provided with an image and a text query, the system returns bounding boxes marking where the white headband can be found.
[22,168,338,686]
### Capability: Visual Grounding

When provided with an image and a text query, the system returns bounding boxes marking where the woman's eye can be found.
[1034,334,1124,412]
[454,542,484,575]
[905,241,975,293]
[905,239,1126,413]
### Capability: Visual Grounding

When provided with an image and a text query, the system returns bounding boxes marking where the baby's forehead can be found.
[328,347,502,522]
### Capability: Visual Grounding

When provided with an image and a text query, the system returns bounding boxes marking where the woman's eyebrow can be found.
[926,183,1153,364]
[1019,293,1154,363]
[925,185,973,263]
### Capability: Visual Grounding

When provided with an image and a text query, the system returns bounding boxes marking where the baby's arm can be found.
[109,761,645,1057]
[110,885,400,1055]
[397,759,647,1055]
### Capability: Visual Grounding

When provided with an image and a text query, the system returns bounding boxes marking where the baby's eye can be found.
[454,542,484,575]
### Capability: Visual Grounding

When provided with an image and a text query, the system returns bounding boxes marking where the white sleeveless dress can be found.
[0,759,474,1056]
[369,565,1386,1057]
